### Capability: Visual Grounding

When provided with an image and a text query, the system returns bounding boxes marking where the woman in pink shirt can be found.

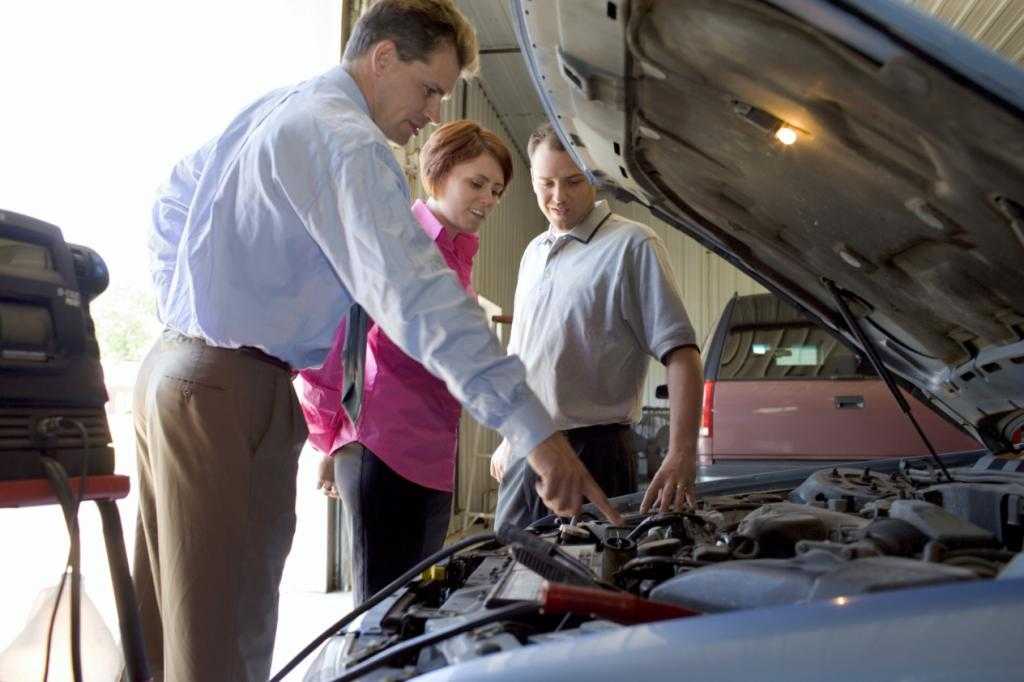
[298,120,513,604]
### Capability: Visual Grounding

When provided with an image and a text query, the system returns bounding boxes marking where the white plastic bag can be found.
[0,580,124,682]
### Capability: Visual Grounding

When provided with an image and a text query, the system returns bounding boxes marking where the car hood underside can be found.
[513,0,1024,450]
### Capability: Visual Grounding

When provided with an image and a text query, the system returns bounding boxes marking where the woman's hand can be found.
[317,454,339,499]
[490,440,511,482]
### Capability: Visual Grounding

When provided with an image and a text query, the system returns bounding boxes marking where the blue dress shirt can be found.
[149,66,553,456]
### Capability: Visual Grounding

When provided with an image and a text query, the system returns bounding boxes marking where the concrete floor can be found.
[271,589,353,680]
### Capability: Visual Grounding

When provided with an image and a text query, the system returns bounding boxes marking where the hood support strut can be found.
[823,278,954,483]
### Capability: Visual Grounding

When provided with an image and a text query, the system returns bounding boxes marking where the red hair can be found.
[420,120,513,197]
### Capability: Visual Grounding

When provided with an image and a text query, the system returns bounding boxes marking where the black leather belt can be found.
[564,423,631,438]
[238,345,292,373]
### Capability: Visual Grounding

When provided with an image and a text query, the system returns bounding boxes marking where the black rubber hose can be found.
[39,457,83,682]
[269,532,497,681]
[35,418,90,682]
[328,602,539,682]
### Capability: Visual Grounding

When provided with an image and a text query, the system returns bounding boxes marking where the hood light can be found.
[774,126,798,145]
[839,249,863,269]
[732,101,805,146]
[833,243,877,274]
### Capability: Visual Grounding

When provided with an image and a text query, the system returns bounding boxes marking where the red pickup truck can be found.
[695,294,981,477]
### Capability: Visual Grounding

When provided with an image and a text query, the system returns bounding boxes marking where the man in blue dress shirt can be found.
[134,1,621,679]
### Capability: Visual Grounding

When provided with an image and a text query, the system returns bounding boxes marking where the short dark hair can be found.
[527,122,566,159]
[420,120,514,197]
[344,0,479,78]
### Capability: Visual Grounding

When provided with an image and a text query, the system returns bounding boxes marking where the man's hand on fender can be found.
[640,449,696,514]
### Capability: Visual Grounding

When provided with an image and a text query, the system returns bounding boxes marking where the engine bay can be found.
[305,457,1024,681]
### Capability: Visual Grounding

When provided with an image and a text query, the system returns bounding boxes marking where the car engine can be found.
[304,456,1024,681]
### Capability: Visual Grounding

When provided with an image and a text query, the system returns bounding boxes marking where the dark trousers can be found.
[495,423,637,530]
[333,443,453,605]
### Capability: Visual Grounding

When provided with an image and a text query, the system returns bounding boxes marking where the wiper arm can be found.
[822,278,954,483]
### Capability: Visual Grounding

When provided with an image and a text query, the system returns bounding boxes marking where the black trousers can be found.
[494,423,637,530]
[333,442,453,605]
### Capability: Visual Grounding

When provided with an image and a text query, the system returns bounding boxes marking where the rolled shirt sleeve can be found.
[622,236,697,363]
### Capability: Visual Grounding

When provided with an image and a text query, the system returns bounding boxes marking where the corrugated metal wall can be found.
[903,0,1024,65]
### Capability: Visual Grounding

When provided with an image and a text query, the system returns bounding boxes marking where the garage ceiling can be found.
[457,0,1024,158]
[454,0,546,158]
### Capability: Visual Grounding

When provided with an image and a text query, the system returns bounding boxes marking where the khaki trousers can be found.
[132,331,307,682]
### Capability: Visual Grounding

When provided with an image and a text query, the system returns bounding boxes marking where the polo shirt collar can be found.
[544,201,611,245]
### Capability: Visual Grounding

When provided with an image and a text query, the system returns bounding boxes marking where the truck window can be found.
[719,324,875,380]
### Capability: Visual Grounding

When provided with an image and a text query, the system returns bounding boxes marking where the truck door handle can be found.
[834,395,864,409]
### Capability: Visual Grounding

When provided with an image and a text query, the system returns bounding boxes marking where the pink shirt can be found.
[298,200,478,491]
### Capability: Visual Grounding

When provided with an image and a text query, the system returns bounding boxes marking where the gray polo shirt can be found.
[508,200,696,431]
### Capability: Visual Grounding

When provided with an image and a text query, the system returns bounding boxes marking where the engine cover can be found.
[649,551,975,613]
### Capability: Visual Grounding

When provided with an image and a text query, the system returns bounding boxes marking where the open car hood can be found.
[511,0,1024,452]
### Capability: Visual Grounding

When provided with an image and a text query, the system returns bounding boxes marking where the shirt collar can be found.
[412,199,480,260]
[544,200,611,245]
[322,66,371,117]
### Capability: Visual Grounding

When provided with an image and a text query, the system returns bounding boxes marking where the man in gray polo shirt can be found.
[491,122,703,529]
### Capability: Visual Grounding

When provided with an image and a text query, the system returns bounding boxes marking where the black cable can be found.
[614,555,701,578]
[525,515,561,533]
[269,532,498,681]
[37,417,90,682]
[822,279,954,483]
[498,525,600,586]
[67,419,88,682]
[626,512,690,541]
[327,602,539,682]
[42,564,69,681]
[64,419,88,682]
[40,456,72,682]
[63,418,91,512]
[39,458,83,682]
